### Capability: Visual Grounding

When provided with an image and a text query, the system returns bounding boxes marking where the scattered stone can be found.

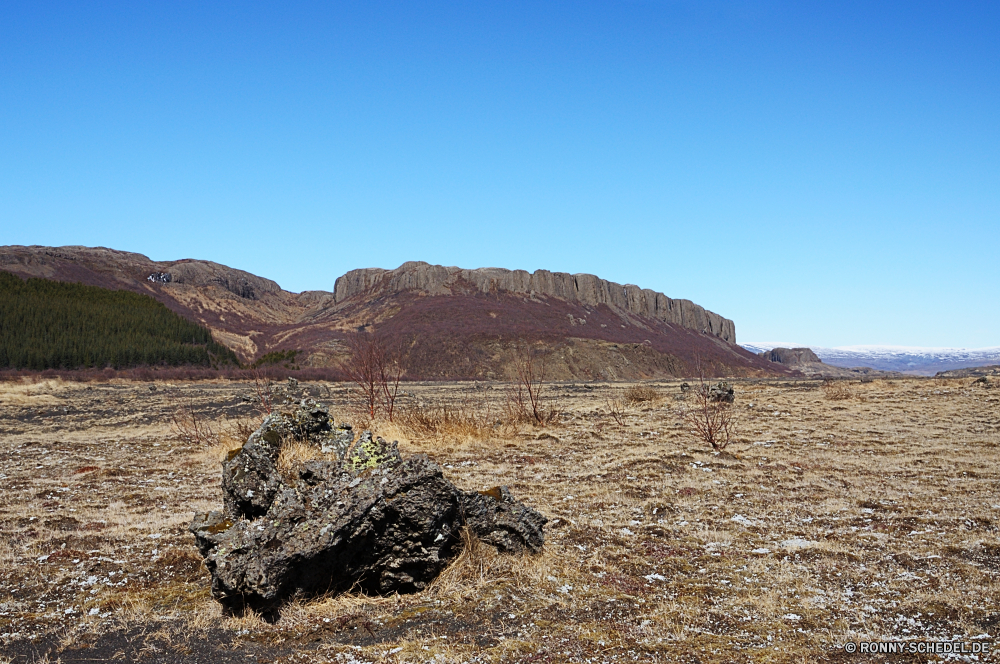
[706,381,735,403]
[191,405,547,615]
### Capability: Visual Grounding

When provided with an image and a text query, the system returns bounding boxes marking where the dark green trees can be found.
[0,271,238,370]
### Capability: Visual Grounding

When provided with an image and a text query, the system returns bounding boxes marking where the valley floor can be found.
[0,376,998,663]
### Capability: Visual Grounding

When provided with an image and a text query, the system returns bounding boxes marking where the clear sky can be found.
[2,2,997,348]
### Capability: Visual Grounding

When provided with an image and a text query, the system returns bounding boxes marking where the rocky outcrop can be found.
[757,346,899,379]
[759,347,822,365]
[934,365,1000,379]
[333,262,736,342]
[191,404,546,615]
[706,381,735,403]
[0,245,281,300]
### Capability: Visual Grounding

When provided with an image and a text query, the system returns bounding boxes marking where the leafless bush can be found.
[340,332,403,424]
[170,406,217,447]
[248,368,275,416]
[683,377,739,451]
[219,414,260,448]
[605,395,628,427]
[822,379,855,401]
[171,407,260,452]
[506,343,557,425]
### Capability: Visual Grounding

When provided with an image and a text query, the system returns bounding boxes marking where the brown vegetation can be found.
[1,376,998,662]
[822,379,857,401]
[683,379,739,451]
[340,332,403,424]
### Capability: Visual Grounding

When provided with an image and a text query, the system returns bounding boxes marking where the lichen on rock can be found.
[190,401,547,616]
[345,430,401,473]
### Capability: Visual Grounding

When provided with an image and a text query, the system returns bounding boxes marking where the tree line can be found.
[0,271,239,370]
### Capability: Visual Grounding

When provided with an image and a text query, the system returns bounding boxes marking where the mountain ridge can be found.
[334,262,735,342]
[0,245,788,379]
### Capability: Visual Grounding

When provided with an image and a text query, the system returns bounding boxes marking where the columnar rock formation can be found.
[334,262,736,342]
[1,245,789,378]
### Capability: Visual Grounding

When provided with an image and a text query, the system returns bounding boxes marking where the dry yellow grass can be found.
[0,377,71,406]
[0,377,998,662]
[276,438,325,477]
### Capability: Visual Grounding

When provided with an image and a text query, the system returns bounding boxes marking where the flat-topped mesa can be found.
[334,261,736,342]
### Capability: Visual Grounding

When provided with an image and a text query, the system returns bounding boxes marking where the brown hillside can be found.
[0,245,792,379]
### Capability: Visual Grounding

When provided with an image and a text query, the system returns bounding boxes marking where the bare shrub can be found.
[170,406,216,447]
[623,384,659,406]
[218,414,260,449]
[506,343,557,425]
[683,377,739,451]
[605,395,628,427]
[173,406,260,461]
[340,332,404,424]
[822,379,855,401]
[248,368,275,416]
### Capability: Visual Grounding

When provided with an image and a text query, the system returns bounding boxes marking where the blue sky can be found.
[2,2,997,347]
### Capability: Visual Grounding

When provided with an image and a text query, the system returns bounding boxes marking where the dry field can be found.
[0,376,998,663]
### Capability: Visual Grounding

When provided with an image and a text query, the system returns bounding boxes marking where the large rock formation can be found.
[190,405,546,615]
[1,245,791,378]
[758,347,897,378]
[334,261,736,342]
[759,347,822,365]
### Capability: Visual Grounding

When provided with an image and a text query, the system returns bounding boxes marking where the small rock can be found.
[706,381,735,403]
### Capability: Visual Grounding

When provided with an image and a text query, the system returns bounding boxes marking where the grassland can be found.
[0,376,998,663]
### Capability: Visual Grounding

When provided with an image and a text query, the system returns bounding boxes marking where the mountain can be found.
[742,342,1000,376]
[752,346,899,379]
[0,245,791,380]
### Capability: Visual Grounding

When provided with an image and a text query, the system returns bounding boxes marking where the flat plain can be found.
[1,376,998,663]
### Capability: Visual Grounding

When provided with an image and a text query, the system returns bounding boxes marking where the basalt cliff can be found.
[334,262,735,343]
[1,246,790,379]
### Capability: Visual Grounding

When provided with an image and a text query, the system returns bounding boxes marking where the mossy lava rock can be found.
[191,412,546,616]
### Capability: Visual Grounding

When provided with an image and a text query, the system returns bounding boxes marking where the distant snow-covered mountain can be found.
[740,342,1000,376]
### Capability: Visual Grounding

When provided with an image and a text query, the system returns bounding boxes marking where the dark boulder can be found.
[195,453,465,614]
[706,381,735,403]
[191,408,546,615]
[460,486,547,554]
[286,400,355,457]
[220,414,286,519]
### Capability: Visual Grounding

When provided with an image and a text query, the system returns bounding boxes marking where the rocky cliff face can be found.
[334,262,736,342]
[1,245,785,378]
[760,348,822,365]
